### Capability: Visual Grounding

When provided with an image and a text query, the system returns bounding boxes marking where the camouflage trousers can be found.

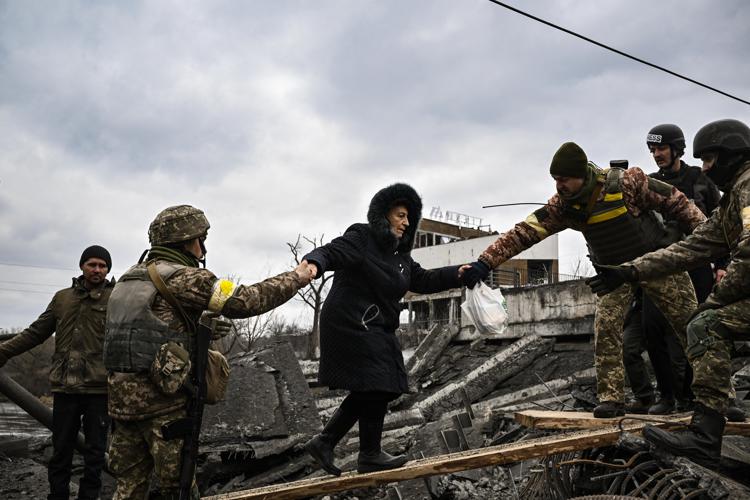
[108,409,198,499]
[686,298,750,414]
[595,271,697,403]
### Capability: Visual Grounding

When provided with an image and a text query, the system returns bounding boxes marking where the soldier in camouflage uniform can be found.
[462,142,705,418]
[104,205,314,499]
[587,119,750,467]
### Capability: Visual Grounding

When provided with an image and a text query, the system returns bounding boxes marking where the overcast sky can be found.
[1,0,748,330]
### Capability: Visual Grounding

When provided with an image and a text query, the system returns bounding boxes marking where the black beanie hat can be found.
[550,142,589,178]
[80,245,112,269]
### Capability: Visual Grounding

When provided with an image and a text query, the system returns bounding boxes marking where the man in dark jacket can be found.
[303,183,468,476]
[0,245,114,500]
[624,124,724,415]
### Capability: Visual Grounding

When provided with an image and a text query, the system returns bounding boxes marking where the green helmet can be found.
[148,205,210,246]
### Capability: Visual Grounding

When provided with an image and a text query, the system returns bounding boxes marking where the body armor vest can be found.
[572,168,671,265]
[651,162,702,203]
[104,261,188,373]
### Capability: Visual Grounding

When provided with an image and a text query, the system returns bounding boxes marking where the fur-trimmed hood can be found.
[367,183,422,253]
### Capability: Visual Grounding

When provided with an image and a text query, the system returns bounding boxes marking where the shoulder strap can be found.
[147,262,195,332]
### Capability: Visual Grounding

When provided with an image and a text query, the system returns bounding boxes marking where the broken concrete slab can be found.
[202,340,321,453]
[416,335,553,420]
[443,367,595,420]
[404,324,459,391]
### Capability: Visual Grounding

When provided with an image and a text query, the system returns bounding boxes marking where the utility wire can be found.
[485,0,750,106]
[0,261,75,272]
[0,280,62,287]
[0,287,56,295]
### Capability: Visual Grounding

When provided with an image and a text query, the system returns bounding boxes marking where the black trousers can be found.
[641,295,694,402]
[49,393,109,500]
[336,391,399,450]
[623,300,656,402]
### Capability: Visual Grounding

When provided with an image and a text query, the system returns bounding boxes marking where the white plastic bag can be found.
[460,282,508,335]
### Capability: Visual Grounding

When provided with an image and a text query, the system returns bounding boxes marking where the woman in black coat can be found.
[303,183,469,475]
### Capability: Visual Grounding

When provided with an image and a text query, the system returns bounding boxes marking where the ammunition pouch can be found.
[150,341,192,396]
[205,349,230,405]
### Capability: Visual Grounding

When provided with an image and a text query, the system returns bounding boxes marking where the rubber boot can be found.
[642,403,725,469]
[593,401,625,418]
[304,405,359,476]
[726,399,746,423]
[649,398,676,415]
[357,414,408,473]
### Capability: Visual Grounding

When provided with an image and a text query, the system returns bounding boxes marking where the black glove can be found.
[462,260,491,288]
[585,264,639,296]
[687,302,719,323]
[200,312,234,340]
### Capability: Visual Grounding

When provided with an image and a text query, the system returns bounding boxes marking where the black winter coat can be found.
[304,184,461,394]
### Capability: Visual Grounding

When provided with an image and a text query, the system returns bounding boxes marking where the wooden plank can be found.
[514,410,750,436]
[202,421,660,500]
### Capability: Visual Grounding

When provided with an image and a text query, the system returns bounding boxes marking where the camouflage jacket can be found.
[0,276,115,394]
[108,260,303,421]
[479,167,706,268]
[631,161,750,308]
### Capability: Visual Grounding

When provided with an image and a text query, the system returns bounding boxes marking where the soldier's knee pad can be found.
[686,310,731,361]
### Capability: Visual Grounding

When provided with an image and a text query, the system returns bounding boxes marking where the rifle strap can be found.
[147,262,195,333]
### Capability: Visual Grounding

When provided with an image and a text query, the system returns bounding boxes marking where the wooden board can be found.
[514,410,750,436]
[203,421,660,500]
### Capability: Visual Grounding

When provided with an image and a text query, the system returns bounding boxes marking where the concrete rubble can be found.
[194,321,750,500]
[2,299,749,499]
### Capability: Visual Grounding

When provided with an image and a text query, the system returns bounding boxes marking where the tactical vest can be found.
[103,261,188,373]
[651,163,701,202]
[574,168,671,265]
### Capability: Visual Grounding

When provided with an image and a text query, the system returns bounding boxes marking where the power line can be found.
[485,0,750,106]
[0,280,62,287]
[0,262,75,271]
[0,287,55,295]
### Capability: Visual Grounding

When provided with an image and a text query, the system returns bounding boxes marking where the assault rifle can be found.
[161,315,214,500]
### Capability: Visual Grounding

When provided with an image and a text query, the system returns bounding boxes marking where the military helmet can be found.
[646,124,686,154]
[148,205,210,246]
[692,119,750,158]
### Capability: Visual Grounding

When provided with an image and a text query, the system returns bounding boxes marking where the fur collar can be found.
[367,183,422,253]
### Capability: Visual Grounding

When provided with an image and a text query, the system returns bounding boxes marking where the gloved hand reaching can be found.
[461,260,491,288]
[585,264,639,296]
[200,312,234,340]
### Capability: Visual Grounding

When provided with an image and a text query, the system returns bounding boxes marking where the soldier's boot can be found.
[593,401,625,418]
[625,396,654,415]
[305,405,359,476]
[649,398,676,415]
[357,415,408,473]
[642,403,725,469]
[148,485,200,499]
[726,399,746,422]
[676,399,695,413]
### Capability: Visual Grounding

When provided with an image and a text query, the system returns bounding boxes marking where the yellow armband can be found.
[208,279,236,313]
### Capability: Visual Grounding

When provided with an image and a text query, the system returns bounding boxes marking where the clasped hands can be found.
[294,259,318,285]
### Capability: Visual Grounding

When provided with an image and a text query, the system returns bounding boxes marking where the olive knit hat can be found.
[550,142,588,178]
